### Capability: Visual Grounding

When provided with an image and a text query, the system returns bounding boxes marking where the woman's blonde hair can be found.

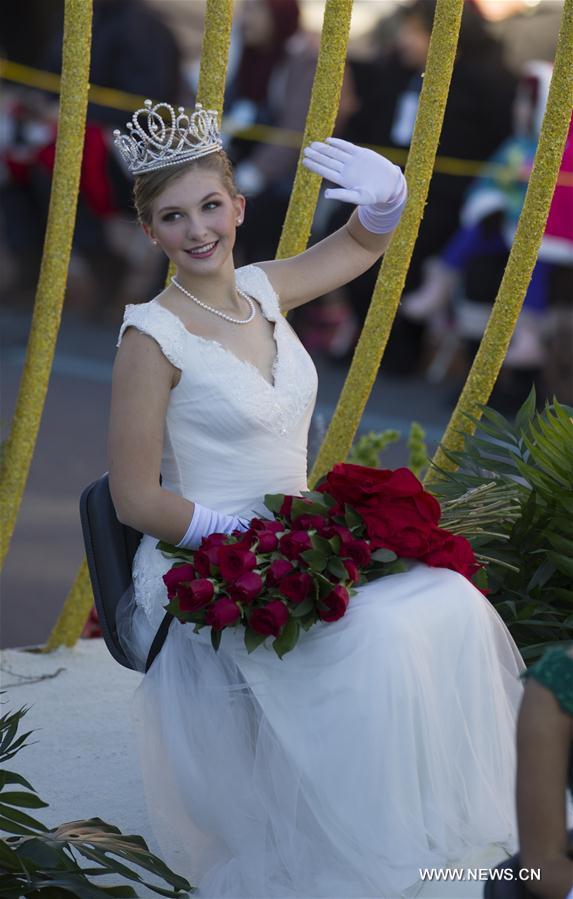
[133,150,238,226]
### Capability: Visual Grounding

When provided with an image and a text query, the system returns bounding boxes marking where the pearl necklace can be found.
[171,276,256,325]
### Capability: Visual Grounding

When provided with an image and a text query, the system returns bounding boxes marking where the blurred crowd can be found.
[1,0,571,409]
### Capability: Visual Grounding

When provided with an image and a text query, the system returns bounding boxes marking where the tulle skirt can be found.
[117,558,524,898]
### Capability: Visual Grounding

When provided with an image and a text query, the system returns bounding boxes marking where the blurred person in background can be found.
[297,0,516,375]
[224,0,357,264]
[473,0,562,74]
[0,0,183,322]
[401,63,573,411]
[515,643,573,899]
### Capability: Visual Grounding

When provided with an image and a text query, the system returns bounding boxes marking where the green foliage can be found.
[0,697,193,897]
[347,422,428,476]
[347,430,400,468]
[429,389,573,660]
[406,422,429,478]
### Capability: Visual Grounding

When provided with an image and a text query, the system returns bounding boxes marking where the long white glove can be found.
[176,502,249,550]
[302,137,407,233]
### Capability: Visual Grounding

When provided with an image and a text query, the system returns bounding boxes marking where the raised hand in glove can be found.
[302,137,407,234]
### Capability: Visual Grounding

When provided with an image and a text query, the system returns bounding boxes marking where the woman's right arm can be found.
[107,327,195,545]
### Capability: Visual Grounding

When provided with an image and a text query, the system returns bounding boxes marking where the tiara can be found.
[113,100,223,176]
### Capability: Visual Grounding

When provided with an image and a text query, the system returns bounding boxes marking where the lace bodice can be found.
[116,264,318,518]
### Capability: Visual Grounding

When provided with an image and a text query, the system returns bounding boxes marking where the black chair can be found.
[80,473,172,672]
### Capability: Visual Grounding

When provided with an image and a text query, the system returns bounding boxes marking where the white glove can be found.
[302,137,407,233]
[176,502,249,550]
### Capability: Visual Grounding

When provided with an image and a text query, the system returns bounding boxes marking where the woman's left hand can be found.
[302,138,402,206]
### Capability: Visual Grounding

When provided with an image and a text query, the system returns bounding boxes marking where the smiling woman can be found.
[105,100,524,898]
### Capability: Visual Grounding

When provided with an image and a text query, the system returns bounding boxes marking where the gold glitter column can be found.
[309,0,464,485]
[276,0,353,260]
[0,0,92,566]
[197,0,234,114]
[427,0,573,482]
[48,0,236,650]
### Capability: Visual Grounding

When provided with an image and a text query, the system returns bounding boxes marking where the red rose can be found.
[361,496,437,557]
[163,564,195,599]
[279,496,294,519]
[318,585,349,622]
[318,523,353,548]
[200,533,228,549]
[345,539,371,567]
[230,571,264,604]
[320,464,440,526]
[422,528,480,580]
[292,513,328,531]
[233,529,257,548]
[251,518,284,534]
[278,572,313,604]
[266,559,294,587]
[178,578,214,612]
[218,544,257,583]
[249,600,289,637]
[255,531,279,553]
[279,530,312,560]
[194,540,226,575]
[205,597,241,630]
[343,559,360,584]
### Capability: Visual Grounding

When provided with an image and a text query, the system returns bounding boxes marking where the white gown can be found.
[115,264,524,898]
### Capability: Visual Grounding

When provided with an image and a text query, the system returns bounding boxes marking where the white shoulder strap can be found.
[116,302,185,370]
[236,264,281,319]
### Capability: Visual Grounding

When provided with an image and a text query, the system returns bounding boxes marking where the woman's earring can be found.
[236,218,242,226]
[152,239,159,247]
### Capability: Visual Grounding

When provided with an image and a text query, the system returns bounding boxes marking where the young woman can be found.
[109,101,524,897]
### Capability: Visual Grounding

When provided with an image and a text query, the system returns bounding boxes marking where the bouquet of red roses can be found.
[157,464,482,659]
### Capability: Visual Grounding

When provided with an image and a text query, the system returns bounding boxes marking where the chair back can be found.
[80,473,142,670]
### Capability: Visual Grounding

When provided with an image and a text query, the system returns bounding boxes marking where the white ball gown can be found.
[115,264,524,898]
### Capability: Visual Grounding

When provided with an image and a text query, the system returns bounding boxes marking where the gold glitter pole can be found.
[426,0,573,482]
[276,0,353,260]
[47,0,236,650]
[196,0,234,114]
[0,0,92,567]
[43,558,91,652]
[309,0,464,485]
[165,0,234,285]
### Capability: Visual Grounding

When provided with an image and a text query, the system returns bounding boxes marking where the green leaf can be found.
[472,568,488,591]
[290,597,316,617]
[327,557,349,580]
[547,552,573,578]
[244,627,267,654]
[210,628,221,652]
[299,611,317,631]
[291,498,326,518]
[0,771,36,793]
[515,386,537,433]
[300,550,327,572]
[272,617,300,659]
[0,792,49,810]
[526,559,555,592]
[263,493,285,516]
[370,548,397,563]
[344,504,363,530]
[0,804,47,832]
[0,813,45,836]
[310,534,332,556]
[546,533,573,557]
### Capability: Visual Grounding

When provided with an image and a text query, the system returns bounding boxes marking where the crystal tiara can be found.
[113,100,223,176]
